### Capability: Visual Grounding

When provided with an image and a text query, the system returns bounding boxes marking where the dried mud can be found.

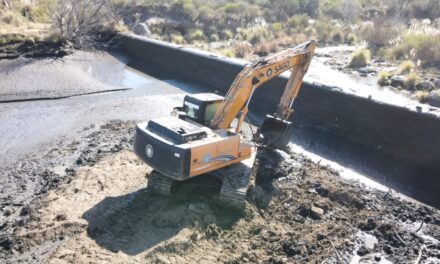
[1,121,439,264]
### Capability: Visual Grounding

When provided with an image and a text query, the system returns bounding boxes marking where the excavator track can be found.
[147,171,174,196]
[218,172,251,209]
[214,151,256,209]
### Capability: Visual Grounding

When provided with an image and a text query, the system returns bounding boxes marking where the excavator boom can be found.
[210,41,315,147]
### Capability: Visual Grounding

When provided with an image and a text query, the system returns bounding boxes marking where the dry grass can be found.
[378,71,393,86]
[398,60,413,75]
[404,72,419,90]
[415,91,429,103]
[254,42,278,56]
[389,33,440,67]
[348,49,371,68]
[234,42,252,58]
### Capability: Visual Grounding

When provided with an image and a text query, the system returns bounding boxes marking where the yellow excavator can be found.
[134,40,315,208]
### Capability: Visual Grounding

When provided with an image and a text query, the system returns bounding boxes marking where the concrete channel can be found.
[117,33,440,207]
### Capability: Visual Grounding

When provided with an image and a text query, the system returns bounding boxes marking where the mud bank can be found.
[1,122,439,263]
[116,34,440,208]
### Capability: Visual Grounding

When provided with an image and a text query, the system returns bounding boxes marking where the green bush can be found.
[348,49,371,68]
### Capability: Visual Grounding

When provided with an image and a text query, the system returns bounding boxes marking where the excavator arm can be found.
[211,40,316,144]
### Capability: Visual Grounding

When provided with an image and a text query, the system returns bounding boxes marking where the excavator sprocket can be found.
[147,171,174,196]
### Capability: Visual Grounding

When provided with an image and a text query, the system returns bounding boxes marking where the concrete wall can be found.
[117,34,440,172]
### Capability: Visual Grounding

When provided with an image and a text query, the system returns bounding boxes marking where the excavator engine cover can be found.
[259,115,294,148]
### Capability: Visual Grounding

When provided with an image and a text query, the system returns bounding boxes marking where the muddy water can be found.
[0,51,197,167]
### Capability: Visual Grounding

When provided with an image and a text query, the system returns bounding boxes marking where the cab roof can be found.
[187,93,224,103]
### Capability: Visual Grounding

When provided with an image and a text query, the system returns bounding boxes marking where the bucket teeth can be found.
[147,171,174,196]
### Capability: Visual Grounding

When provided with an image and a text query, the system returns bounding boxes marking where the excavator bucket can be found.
[259,115,294,148]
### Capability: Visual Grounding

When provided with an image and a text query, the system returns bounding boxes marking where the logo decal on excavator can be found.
[266,68,273,77]
[275,61,290,73]
[145,144,154,158]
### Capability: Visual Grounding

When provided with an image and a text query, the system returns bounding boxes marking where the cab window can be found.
[204,102,220,124]
[184,101,199,119]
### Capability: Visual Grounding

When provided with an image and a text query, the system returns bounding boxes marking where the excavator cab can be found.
[175,93,224,126]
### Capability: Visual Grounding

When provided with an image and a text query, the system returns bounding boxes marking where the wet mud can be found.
[1,121,439,263]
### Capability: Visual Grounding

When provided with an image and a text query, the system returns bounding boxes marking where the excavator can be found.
[134,40,315,208]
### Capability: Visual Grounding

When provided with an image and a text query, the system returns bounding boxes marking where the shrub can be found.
[1,10,23,26]
[345,33,357,44]
[247,26,270,45]
[222,29,233,40]
[348,49,371,68]
[378,71,392,86]
[171,34,184,44]
[287,14,310,33]
[22,5,50,23]
[398,60,413,75]
[360,19,400,49]
[314,19,334,44]
[209,33,219,42]
[254,42,278,56]
[331,29,344,43]
[415,91,429,103]
[271,22,282,33]
[404,72,419,90]
[222,49,234,58]
[186,29,205,42]
[234,43,252,58]
[390,33,440,67]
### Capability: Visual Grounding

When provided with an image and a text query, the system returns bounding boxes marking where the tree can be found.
[51,0,117,48]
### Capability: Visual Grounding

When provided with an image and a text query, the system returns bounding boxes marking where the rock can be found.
[310,206,324,220]
[434,79,440,89]
[415,81,434,91]
[390,75,405,87]
[427,90,440,107]
[357,246,370,256]
[188,203,205,214]
[55,213,67,221]
[145,17,186,33]
[358,218,377,231]
[358,67,376,74]
[132,23,151,36]
[0,237,12,251]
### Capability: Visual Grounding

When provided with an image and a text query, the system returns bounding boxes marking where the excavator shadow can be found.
[82,173,242,256]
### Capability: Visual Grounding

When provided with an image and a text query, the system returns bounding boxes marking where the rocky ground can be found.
[315,46,440,107]
[1,120,439,263]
